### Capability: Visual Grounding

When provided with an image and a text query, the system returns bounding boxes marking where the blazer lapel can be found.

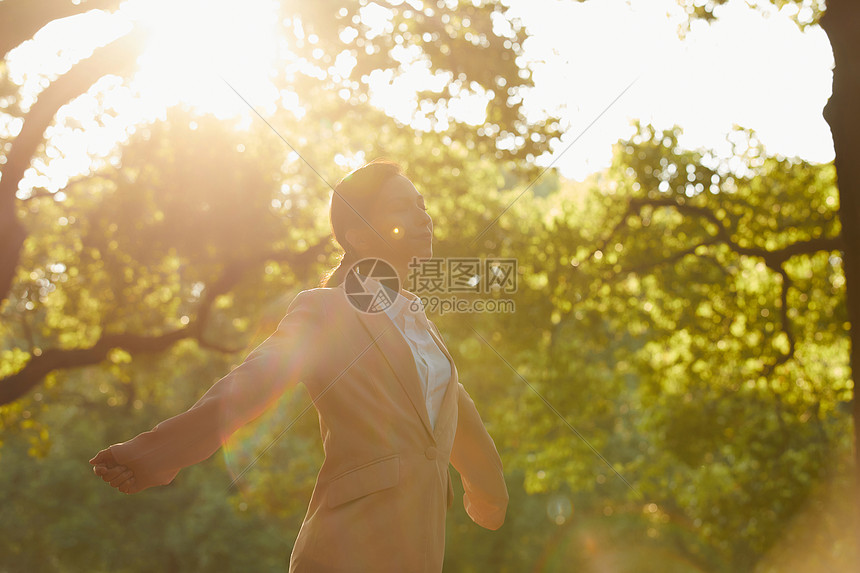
[350,298,437,440]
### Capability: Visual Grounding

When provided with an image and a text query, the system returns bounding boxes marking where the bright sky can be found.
[507,0,834,180]
[3,0,835,195]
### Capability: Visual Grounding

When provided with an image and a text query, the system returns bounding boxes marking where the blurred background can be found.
[1,0,857,571]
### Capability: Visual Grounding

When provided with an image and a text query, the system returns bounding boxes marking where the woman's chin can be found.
[407,247,433,264]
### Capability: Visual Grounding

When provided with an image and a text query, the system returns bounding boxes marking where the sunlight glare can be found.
[120,0,282,118]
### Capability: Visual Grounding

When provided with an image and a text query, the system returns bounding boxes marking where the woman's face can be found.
[347,174,433,267]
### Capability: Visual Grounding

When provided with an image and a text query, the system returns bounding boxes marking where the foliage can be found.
[0,1,856,572]
[473,123,852,571]
[2,122,854,571]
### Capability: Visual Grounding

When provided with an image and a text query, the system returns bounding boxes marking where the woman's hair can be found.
[320,158,404,287]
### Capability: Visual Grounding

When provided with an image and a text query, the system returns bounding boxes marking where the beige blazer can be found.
[109,285,509,572]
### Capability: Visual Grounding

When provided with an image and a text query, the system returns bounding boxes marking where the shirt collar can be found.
[358,273,423,321]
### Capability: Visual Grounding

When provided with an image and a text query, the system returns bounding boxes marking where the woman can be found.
[89,159,508,572]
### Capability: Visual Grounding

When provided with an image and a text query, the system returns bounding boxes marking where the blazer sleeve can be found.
[109,289,325,493]
[449,382,509,530]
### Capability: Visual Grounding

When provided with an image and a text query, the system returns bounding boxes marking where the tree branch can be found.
[619,237,721,276]
[17,188,58,202]
[760,266,797,379]
[582,196,830,380]
[0,328,191,406]
[0,0,123,60]
[0,240,331,406]
[1,28,143,306]
[591,197,844,271]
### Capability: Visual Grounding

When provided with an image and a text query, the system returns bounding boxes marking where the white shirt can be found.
[358,275,452,429]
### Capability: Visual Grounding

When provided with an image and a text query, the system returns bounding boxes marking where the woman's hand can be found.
[90,448,137,493]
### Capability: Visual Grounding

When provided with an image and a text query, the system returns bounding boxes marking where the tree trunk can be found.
[820,0,860,541]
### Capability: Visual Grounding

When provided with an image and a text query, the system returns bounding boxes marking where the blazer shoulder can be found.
[296,286,341,296]
[292,286,345,305]
[287,286,351,315]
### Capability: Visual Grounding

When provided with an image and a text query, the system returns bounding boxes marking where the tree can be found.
[818,1,860,502]
[466,123,851,569]
[2,1,855,570]
[0,0,559,407]
[677,0,860,539]
[568,0,860,551]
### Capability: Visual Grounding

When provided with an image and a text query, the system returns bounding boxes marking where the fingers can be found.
[89,449,114,466]
[110,469,134,488]
[118,477,137,494]
[93,464,136,491]
[90,449,137,493]
[93,464,106,476]
[96,464,129,483]
[92,463,113,477]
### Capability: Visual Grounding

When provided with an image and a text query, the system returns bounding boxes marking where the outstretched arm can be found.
[449,382,509,530]
[90,289,325,494]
